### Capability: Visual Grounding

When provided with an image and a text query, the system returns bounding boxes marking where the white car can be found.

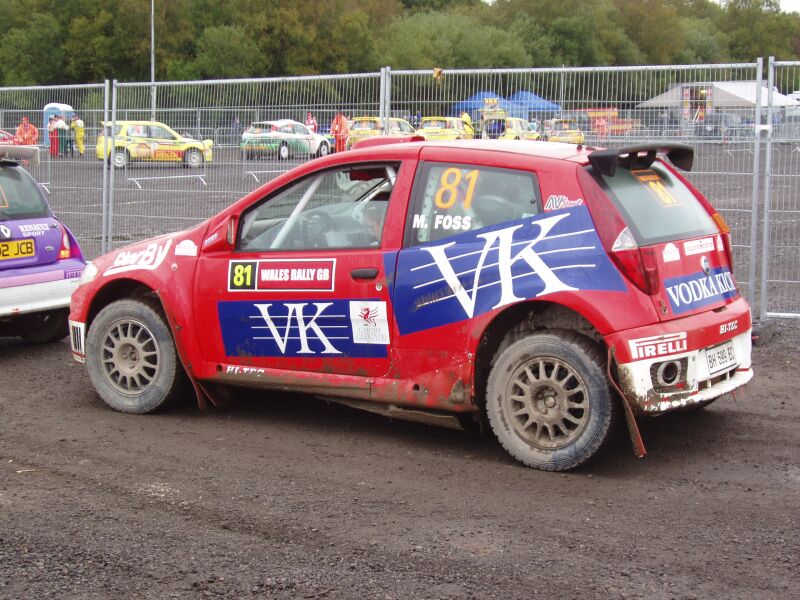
[241,119,331,159]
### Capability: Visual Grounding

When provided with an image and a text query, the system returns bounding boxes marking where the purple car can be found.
[1,146,85,342]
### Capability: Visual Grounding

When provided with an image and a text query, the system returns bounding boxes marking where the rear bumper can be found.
[0,275,81,317]
[606,298,753,415]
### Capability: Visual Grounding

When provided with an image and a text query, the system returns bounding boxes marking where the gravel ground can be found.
[0,319,798,599]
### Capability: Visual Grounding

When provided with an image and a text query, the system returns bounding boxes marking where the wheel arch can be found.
[471,300,605,414]
[83,278,207,407]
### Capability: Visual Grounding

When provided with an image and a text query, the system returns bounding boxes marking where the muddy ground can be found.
[1,321,798,600]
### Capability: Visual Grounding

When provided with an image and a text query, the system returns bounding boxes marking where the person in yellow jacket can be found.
[71,114,85,156]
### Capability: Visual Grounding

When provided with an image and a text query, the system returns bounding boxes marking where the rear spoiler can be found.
[588,143,693,177]
[0,145,40,167]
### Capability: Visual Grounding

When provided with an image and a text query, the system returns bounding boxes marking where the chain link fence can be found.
[762,59,800,318]
[3,61,800,318]
[0,83,107,258]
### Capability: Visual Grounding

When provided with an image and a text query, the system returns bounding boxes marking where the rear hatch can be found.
[580,145,737,321]
[0,163,61,271]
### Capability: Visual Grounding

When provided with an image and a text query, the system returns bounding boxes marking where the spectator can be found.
[55,115,70,157]
[331,111,349,153]
[15,116,39,146]
[305,111,318,133]
[71,114,85,156]
[47,116,59,158]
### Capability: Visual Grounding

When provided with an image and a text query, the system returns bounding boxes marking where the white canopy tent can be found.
[638,81,799,109]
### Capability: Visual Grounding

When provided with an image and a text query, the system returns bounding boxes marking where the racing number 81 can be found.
[229,261,257,290]
[434,167,480,210]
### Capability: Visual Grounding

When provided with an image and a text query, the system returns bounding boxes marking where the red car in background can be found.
[68,139,753,471]
[0,129,21,145]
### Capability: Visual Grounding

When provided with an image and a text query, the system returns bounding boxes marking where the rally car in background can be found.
[346,117,416,150]
[481,116,540,141]
[0,129,21,145]
[1,145,85,342]
[417,116,474,140]
[541,119,585,144]
[241,119,331,159]
[96,120,213,168]
[69,138,752,471]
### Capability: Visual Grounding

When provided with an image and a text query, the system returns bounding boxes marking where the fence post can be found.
[748,58,763,313]
[108,79,118,251]
[380,66,392,131]
[101,79,111,254]
[760,57,776,322]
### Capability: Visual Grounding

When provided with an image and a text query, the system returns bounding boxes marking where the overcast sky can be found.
[779,0,800,12]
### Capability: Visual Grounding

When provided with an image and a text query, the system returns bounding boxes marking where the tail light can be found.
[578,167,660,296]
[610,228,660,295]
[58,225,73,259]
[712,212,734,269]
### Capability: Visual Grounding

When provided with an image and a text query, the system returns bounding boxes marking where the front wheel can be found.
[486,330,616,471]
[317,142,330,157]
[278,143,290,160]
[86,298,185,414]
[184,148,203,168]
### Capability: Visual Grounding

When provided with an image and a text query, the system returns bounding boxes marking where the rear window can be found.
[0,166,50,220]
[352,120,378,131]
[588,161,717,245]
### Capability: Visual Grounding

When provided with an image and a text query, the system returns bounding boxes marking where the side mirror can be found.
[202,216,236,253]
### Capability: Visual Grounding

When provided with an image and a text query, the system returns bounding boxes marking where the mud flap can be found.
[607,348,647,459]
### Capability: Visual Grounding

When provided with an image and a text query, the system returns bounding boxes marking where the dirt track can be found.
[1,323,798,599]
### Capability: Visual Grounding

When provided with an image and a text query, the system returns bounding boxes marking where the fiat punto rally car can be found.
[69,139,752,471]
[1,146,85,342]
[96,120,213,169]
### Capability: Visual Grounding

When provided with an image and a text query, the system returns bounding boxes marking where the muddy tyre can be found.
[86,298,184,414]
[486,329,616,471]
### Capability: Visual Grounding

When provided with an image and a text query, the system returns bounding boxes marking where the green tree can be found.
[377,12,530,69]
[0,13,64,85]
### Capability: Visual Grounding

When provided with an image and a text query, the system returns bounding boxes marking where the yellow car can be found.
[541,119,585,144]
[96,120,213,168]
[417,116,474,140]
[346,117,416,150]
[480,114,540,141]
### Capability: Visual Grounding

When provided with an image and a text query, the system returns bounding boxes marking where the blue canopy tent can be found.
[507,91,561,117]
[451,91,539,122]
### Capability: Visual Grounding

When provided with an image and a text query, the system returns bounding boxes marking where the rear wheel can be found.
[112,148,128,168]
[486,329,616,471]
[86,298,185,414]
[18,309,69,343]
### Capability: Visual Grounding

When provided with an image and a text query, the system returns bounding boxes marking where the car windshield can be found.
[586,161,717,245]
[421,120,446,129]
[102,124,123,136]
[351,120,379,131]
[248,124,276,134]
[0,165,50,220]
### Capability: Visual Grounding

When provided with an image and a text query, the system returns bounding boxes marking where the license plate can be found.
[705,340,737,376]
[0,238,35,261]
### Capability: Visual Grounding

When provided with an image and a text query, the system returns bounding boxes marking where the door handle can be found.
[351,267,379,280]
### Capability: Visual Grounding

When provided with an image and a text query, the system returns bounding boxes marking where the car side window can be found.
[406,163,540,247]
[151,126,175,140]
[294,124,308,135]
[238,163,400,252]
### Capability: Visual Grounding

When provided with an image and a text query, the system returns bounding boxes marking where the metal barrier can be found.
[762,59,800,318]
[3,61,800,318]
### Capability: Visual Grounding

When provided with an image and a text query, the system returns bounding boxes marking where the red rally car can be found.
[69,139,753,471]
